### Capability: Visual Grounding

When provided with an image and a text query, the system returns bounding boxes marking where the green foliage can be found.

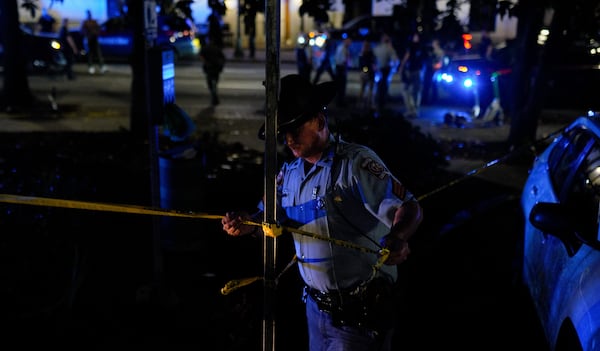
[20,0,38,18]
[242,0,264,15]
[209,0,227,16]
[19,0,63,19]
[299,0,332,24]
[496,0,516,19]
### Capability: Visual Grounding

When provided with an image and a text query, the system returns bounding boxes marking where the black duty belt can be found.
[304,285,367,314]
[303,279,397,331]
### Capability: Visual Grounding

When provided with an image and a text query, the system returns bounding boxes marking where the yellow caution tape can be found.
[0,193,222,220]
[373,248,390,272]
[1,129,568,296]
[0,193,383,256]
[220,276,262,295]
[284,226,381,255]
[220,255,298,295]
[261,222,283,238]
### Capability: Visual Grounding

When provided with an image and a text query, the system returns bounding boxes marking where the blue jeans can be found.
[375,67,392,110]
[305,293,394,351]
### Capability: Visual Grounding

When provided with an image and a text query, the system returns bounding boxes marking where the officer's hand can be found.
[380,235,410,265]
[221,211,255,237]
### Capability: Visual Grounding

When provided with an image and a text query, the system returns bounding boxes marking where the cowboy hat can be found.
[258,74,337,140]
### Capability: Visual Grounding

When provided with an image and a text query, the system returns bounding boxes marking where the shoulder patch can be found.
[361,158,387,180]
[276,170,284,185]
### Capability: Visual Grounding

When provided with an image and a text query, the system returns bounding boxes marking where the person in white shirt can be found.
[373,33,399,113]
[334,37,352,107]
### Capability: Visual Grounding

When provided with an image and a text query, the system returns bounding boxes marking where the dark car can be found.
[74,15,200,62]
[431,55,505,118]
[0,25,66,75]
[521,114,600,351]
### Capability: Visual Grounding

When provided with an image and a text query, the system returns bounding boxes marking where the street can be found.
[5,56,574,160]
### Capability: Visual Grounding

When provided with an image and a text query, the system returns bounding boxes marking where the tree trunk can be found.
[0,0,35,110]
[128,0,150,141]
[506,0,546,150]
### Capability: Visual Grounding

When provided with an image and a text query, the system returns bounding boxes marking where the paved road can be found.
[2,53,577,160]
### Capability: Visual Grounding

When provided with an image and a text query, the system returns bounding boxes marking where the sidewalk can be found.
[222,46,297,64]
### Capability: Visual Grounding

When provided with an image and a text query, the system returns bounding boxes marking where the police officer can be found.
[221,74,423,351]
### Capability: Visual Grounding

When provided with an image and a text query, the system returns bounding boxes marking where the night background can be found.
[0,0,598,349]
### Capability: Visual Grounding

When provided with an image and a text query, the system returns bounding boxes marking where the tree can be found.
[434,0,468,54]
[504,0,547,150]
[125,0,148,141]
[209,0,227,16]
[0,0,36,110]
[0,0,68,111]
[505,0,599,150]
[299,0,333,27]
[469,0,497,31]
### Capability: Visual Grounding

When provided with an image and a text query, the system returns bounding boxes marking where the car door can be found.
[96,17,133,59]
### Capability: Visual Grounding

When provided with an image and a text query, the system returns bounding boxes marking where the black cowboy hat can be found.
[258,74,337,140]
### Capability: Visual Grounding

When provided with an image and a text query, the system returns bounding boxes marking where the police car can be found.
[521,113,600,351]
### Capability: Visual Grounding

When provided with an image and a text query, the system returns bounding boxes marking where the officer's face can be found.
[283,114,326,160]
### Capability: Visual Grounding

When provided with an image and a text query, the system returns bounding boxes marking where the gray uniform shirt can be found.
[260,135,416,292]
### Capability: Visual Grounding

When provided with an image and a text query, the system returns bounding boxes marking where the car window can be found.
[549,127,600,241]
[549,128,591,200]
[570,137,600,241]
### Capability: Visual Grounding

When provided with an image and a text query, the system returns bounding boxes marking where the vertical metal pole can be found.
[263,0,280,350]
[142,0,165,297]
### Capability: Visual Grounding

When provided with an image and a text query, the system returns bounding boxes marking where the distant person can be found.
[373,33,399,113]
[358,39,376,109]
[244,9,257,58]
[478,30,496,115]
[421,38,445,105]
[37,7,56,33]
[333,37,352,106]
[200,34,226,106]
[479,30,494,61]
[296,33,313,82]
[80,9,106,75]
[312,34,336,84]
[207,10,224,48]
[399,32,426,118]
[59,18,79,80]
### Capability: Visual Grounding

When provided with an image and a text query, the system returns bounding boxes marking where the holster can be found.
[304,278,397,332]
